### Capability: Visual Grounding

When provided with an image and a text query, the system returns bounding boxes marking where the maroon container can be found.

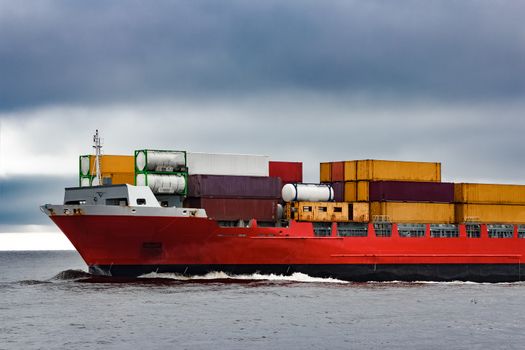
[331,182,345,202]
[184,197,278,221]
[369,181,454,203]
[187,175,281,199]
[330,162,345,182]
[269,161,303,183]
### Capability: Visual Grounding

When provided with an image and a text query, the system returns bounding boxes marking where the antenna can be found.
[93,130,103,185]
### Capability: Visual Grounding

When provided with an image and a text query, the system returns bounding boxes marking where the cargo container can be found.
[343,159,441,182]
[370,202,455,224]
[344,181,357,202]
[330,162,345,182]
[344,181,454,203]
[455,204,525,224]
[369,181,454,203]
[269,161,303,184]
[187,152,269,176]
[454,183,525,205]
[320,162,331,182]
[331,182,345,202]
[184,197,278,221]
[187,175,281,199]
[343,182,356,202]
[343,181,369,202]
[79,155,134,176]
[349,202,370,222]
[285,201,369,223]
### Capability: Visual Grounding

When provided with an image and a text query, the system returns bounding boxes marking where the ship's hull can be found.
[48,209,525,282]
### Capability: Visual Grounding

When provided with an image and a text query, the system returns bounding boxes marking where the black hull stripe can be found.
[89,264,524,283]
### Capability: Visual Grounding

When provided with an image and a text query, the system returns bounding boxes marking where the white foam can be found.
[139,271,349,284]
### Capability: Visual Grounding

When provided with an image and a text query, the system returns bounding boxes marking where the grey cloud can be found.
[1,1,524,110]
[0,175,75,226]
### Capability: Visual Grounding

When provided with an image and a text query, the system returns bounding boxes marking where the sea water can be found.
[1,251,525,349]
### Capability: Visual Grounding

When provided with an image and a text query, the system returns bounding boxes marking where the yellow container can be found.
[370,202,455,223]
[320,162,332,183]
[344,181,370,202]
[88,155,134,175]
[454,183,525,205]
[286,202,351,222]
[343,161,357,181]
[357,181,369,201]
[285,201,369,222]
[455,203,525,224]
[349,202,370,222]
[344,159,441,182]
[344,182,357,202]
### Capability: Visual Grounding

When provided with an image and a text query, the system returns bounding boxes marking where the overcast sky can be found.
[1,0,525,233]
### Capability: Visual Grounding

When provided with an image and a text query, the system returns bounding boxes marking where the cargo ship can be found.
[41,132,525,282]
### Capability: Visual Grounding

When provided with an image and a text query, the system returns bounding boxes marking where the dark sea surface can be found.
[1,251,525,350]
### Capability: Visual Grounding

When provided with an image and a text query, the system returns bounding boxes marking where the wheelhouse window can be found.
[398,224,426,238]
[65,200,87,205]
[106,198,128,206]
[487,224,513,238]
[337,223,368,237]
[430,224,459,238]
[466,224,481,238]
[136,198,147,205]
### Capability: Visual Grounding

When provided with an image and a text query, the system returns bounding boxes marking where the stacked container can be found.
[321,159,455,223]
[455,183,525,224]
[79,155,135,187]
[269,161,303,184]
[186,152,269,176]
[135,150,188,195]
[183,153,280,222]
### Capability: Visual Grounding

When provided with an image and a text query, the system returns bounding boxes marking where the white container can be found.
[135,150,186,172]
[187,152,269,176]
[136,173,186,194]
[282,183,334,202]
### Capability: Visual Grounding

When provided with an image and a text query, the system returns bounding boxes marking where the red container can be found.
[184,197,278,221]
[331,182,345,202]
[188,175,281,199]
[369,181,454,203]
[330,162,345,182]
[269,161,303,184]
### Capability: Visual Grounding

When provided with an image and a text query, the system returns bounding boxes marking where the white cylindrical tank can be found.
[136,173,186,194]
[80,156,90,176]
[80,177,91,187]
[135,150,186,172]
[282,183,334,202]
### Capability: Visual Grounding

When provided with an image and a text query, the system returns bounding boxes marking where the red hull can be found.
[51,215,524,270]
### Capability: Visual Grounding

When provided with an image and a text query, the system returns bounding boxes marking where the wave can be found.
[138,271,349,284]
[50,269,92,281]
